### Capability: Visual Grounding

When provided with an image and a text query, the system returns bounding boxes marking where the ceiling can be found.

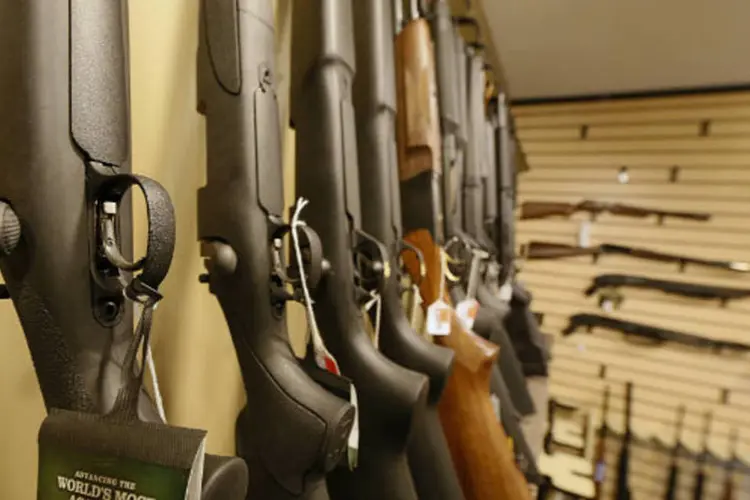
[480,0,750,100]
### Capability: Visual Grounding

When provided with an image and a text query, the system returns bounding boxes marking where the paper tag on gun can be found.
[455,298,480,330]
[426,299,452,336]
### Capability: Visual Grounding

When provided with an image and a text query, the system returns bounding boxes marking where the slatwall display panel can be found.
[514,91,750,498]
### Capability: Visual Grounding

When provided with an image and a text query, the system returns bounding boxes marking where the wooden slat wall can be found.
[514,91,750,498]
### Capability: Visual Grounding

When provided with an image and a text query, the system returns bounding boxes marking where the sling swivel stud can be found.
[0,201,21,256]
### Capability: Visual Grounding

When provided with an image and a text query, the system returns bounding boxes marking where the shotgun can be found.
[664,406,685,500]
[521,200,711,223]
[351,1,465,498]
[0,1,246,495]
[291,1,429,498]
[585,274,750,304]
[524,241,750,273]
[564,313,750,353]
[196,1,356,498]
[395,3,532,498]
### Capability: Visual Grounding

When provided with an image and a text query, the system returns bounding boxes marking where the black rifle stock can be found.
[351,2,464,499]
[196,2,355,498]
[0,1,246,495]
[291,1,428,498]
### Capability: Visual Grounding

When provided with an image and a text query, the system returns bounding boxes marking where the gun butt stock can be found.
[401,231,532,499]
[292,1,430,498]
[197,2,355,497]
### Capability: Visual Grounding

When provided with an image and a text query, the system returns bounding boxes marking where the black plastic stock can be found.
[291,1,428,499]
[352,1,464,499]
[196,1,355,498]
[0,1,246,495]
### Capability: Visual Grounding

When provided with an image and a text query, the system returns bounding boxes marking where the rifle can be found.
[593,386,610,500]
[615,382,633,500]
[485,95,550,377]
[721,429,738,500]
[291,1,430,498]
[196,1,356,498]
[395,3,532,497]
[524,241,750,273]
[437,14,535,418]
[0,1,245,495]
[351,1,464,498]
[664,406,685,500]
[521,201,711,223]
[585,274,750,304]
[693,412,713,500]
[563,313,750,353]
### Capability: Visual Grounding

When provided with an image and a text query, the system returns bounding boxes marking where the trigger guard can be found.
[353,229,390,294]
[294,224,324,291]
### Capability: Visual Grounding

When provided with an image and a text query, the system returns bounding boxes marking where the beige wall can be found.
[0,1,299,497]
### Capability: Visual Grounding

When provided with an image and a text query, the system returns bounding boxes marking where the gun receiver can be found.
[395,6,531,499]
[524,241,750,273]
[0,1,247,495]
[291,1,429,498]
[521,201,711,223]
[615,383,633,500]
[563,314,750,353]
[352,1,464,499]
[196,2,356,498]
[586,274,750,304]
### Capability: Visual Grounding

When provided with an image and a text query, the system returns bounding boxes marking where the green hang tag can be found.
[37,410,206,500]
[37,299,207,500]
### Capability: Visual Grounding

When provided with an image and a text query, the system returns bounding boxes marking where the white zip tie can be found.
[146,344,167,423]
[290,197,340,374]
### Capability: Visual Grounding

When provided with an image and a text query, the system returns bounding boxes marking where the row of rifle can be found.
[542,385,741,499]
[0,0,548,498]
[594,386,740,500]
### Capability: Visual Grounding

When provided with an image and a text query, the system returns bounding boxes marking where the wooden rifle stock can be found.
[401,232,532,499]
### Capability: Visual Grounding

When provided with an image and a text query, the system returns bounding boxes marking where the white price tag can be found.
[426,299,452,336]
[490,393,501,420]
[499,282,513,302]
[347,385,359,470]
[455,298,480,330]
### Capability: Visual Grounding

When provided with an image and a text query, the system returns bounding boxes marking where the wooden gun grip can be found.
[395,19,441,181]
